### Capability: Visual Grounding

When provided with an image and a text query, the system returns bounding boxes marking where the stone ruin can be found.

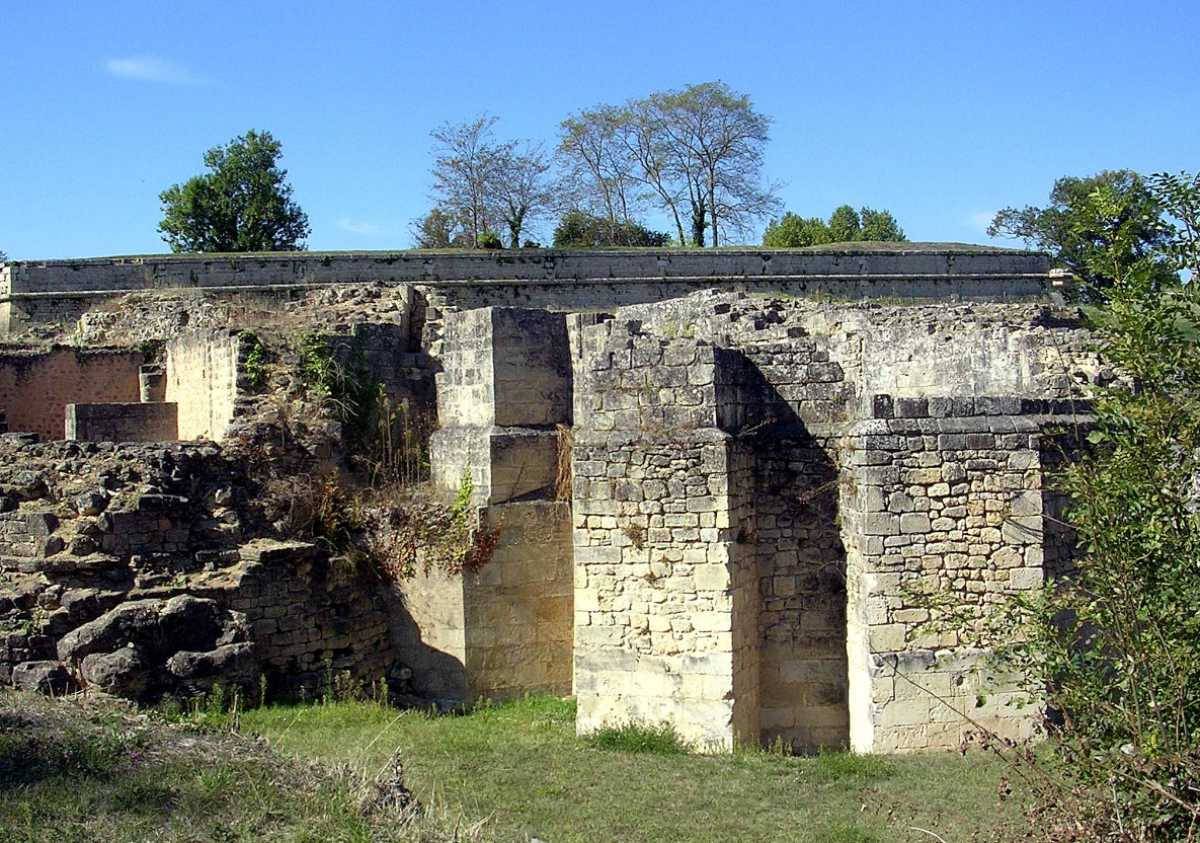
[0,246,1098,753]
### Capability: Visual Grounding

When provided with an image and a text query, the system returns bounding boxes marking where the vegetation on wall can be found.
[552,210,670,248]
[251,332,499,580]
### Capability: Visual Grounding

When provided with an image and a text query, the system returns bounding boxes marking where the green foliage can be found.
[763,206,906,247]
[553,210,671,248]
[477,229,503,249]
[828,205,861,241]
[930,172,1200,840]
[585,721,690,755]
[158,129,310,253]
[989,169,1170,300]
[859,207,906,241]
[239,332,267,392]
[410,206,471,248]
[762,212,830,247]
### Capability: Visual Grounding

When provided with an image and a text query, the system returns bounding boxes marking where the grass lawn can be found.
[234,695,1028,843]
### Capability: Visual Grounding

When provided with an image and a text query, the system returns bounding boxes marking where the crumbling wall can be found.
[571,320,761,749]
[0,438,400,702]
[165,331,241,440]
[839,398,1051,753]
[0,348,144,440]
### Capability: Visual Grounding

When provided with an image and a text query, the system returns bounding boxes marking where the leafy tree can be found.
[410,207,471,249]
[928,172,1200,839]
[552,210,669,248]
[989,170,1169,297]
[827,205,861,241]
[158,130,310,252]
[859,207,906,241]
[762,206,906,247]
[762,213,831,247]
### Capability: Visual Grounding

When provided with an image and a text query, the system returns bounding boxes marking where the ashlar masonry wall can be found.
[0,348,144,440]
[403,307,574,704]
[165,331,241,441]
[571,320,762,749]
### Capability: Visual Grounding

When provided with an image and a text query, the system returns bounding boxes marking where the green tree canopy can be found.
[988,169,1169,297]
[410,207,471,249]
[552,210,670,248]
[762,213,831,247]
[827,205,861,241]
[158,130,310,253]
[762,206,905,247]
[859,207,905,241]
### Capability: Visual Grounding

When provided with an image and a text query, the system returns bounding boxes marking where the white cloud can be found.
[967,210,996,233]
[104,56,203,85]
[337,218,384,236]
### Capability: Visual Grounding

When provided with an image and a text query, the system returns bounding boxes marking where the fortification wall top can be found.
[1,245,1050,296]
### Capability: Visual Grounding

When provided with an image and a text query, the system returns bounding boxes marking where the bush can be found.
[927,171,1200,840]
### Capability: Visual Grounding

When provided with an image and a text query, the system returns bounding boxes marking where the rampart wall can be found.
[1,248,1057,337]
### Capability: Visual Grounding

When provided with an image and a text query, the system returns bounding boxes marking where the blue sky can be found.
[2,0,1196,259]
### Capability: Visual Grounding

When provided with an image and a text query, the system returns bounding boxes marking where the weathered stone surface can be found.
[11,660,74,694]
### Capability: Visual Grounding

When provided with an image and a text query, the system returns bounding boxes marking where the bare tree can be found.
[617,98,689,246]
[490,142,555,248]
[430,116,504,247]
[557,107,640,235]
[564,82,780,247]
[653,82,780,246]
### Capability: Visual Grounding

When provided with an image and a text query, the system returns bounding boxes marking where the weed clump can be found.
[586,721,690,755]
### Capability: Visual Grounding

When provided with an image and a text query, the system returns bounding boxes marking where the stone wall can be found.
[0,348,144,440]
[0,438,400,702]
[65,402,179,442]
[401,306,575,704]
[567,291,1097,753]
[464,502,573,699]
[839,398,1057,753]
[2,247,1058,337]
[165,331,241,441]
[571,320,761,748]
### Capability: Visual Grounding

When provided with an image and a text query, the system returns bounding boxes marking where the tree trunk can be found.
[691,199,706,247]
[708,187,719,247]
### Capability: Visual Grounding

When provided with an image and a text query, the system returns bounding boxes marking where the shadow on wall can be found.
[386,587,469,705]
[735,358,849,752]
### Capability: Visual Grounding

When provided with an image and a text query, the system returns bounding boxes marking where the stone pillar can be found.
[571,319,759,749]
[840,397,1046,753]
[407,307,574,703]
[430,307,571,504]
